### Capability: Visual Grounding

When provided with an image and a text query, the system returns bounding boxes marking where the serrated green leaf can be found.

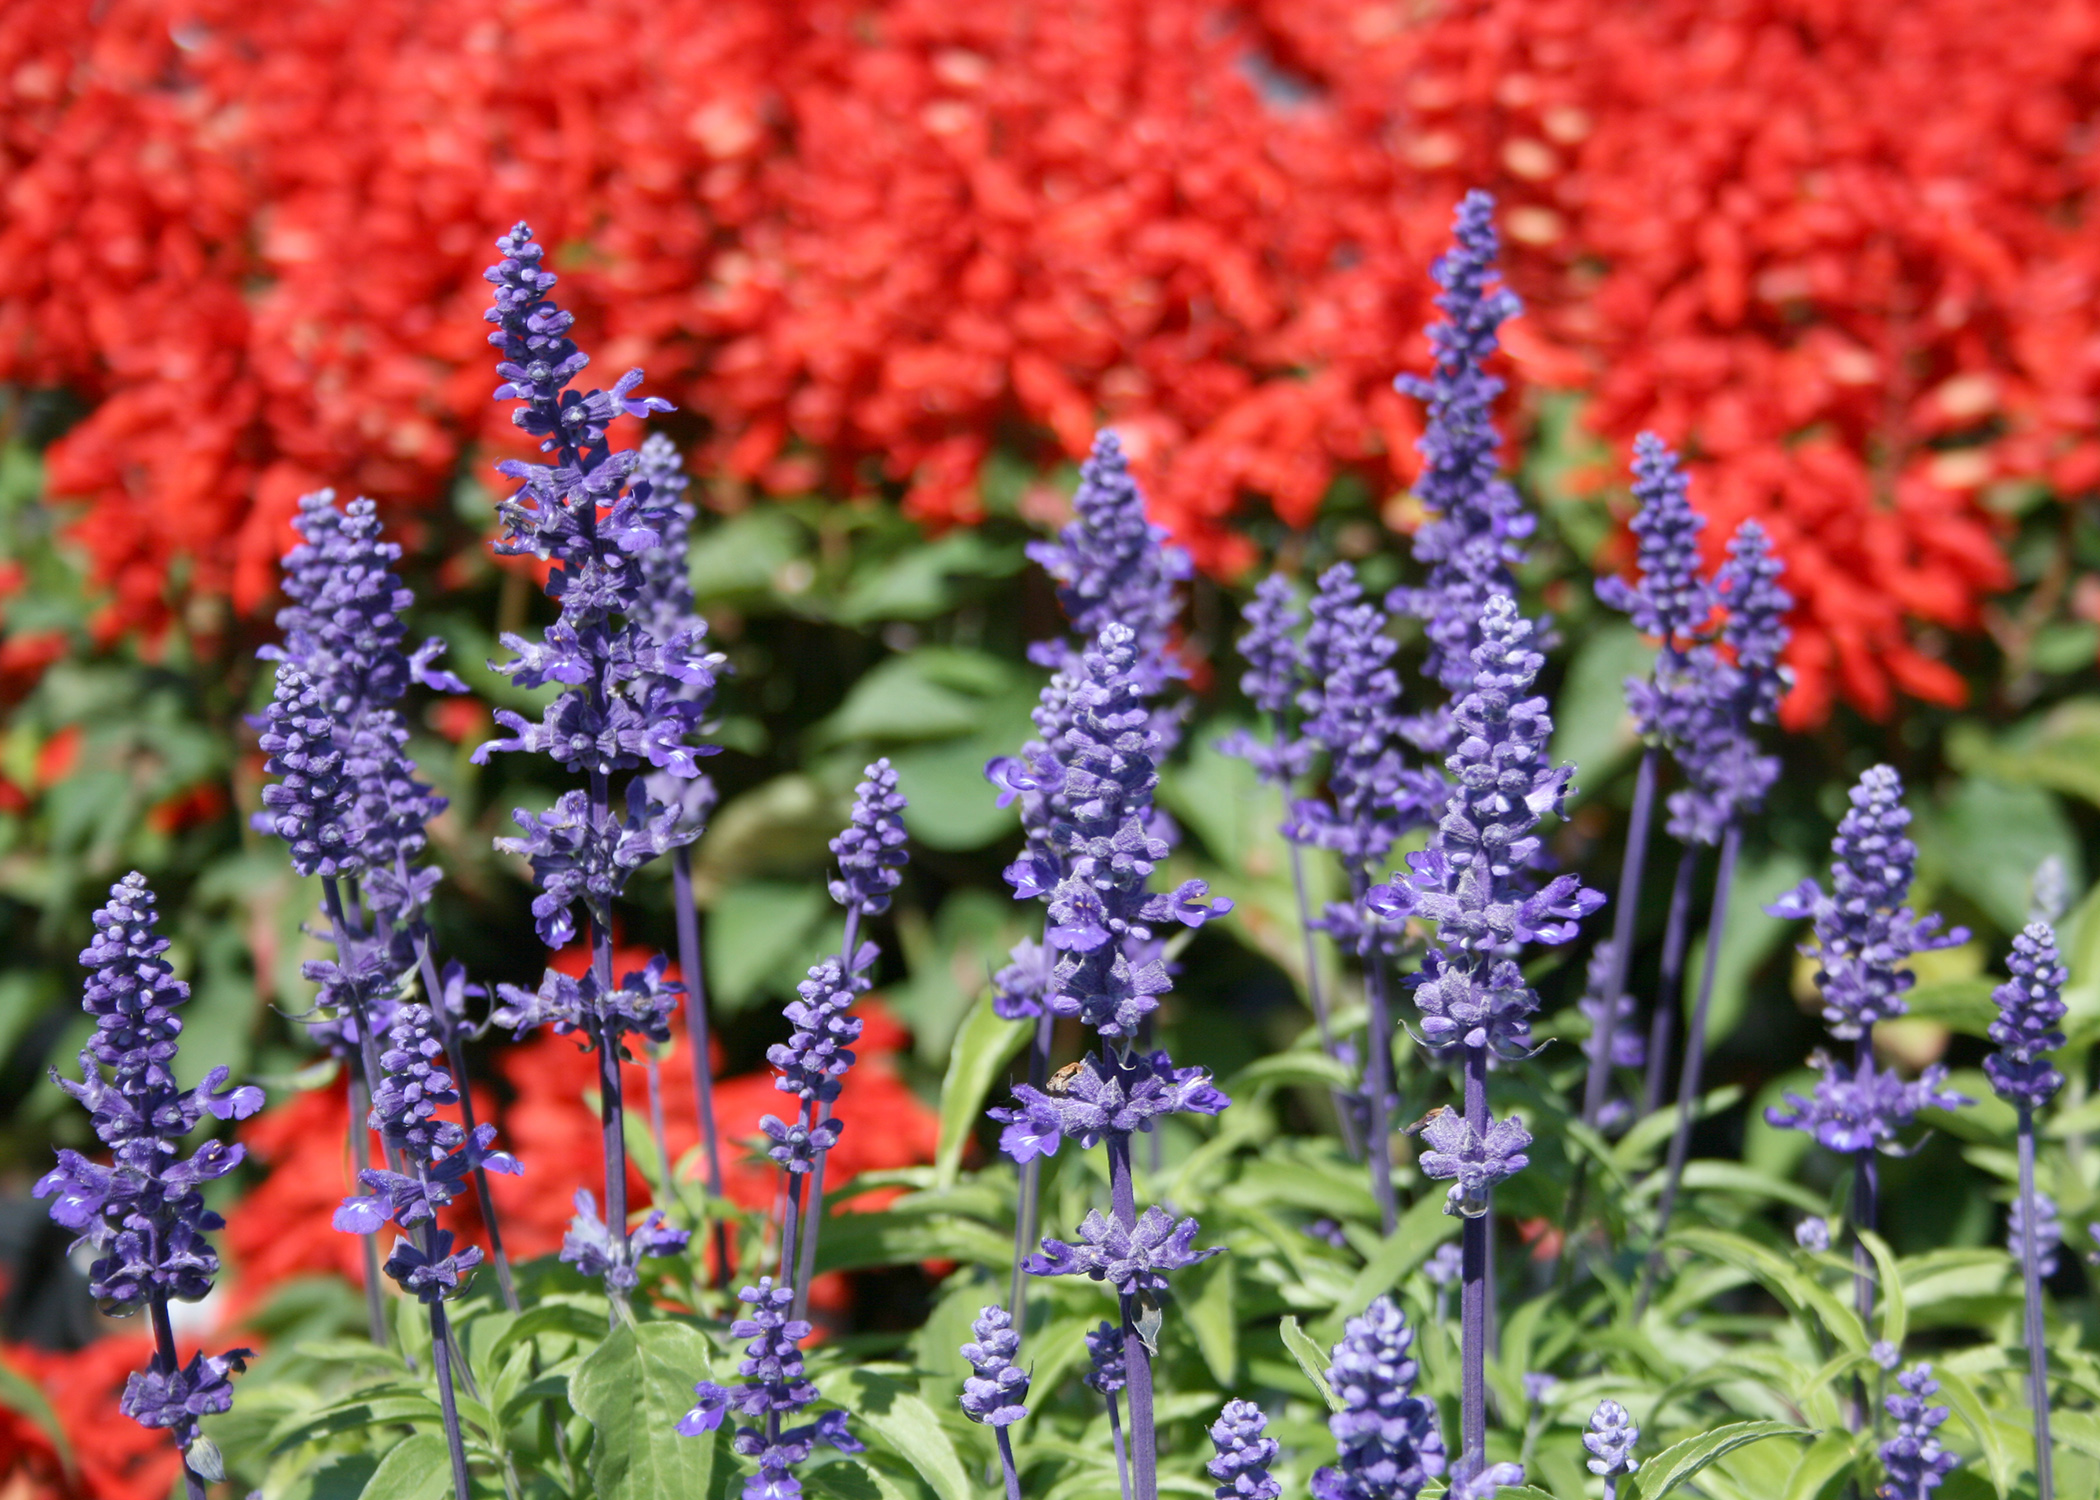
[1322,1191,1455,1341]
[1667,1228,1867,1353]
[1933,1365,2017,1498]
[812,1368,970,1500]
[1279,1316,1340,1412]
[270,1393,446,1454]
[1781,1430,1868,1500]
[934,995,1031,1189]
[1630,1420,1813,1500]
[358,1433,454,1500]
[571,1321,718,1500]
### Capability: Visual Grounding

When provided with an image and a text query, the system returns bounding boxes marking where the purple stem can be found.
[1106,1390,1131,1500]
[1637,823,1739,1316]
[994,1426,1025,1500]
[1852,1035,1877,1331]
[147,1290,209,1500]
[1288,837,1359,1160]
[1642,847,1699,1114]
[2016,1110,2056,1500]
[321,878,405,1176]
[1460,1042,1490,1468]
[428,1298,475,1500]
[347,1073,390,1346]
[672,847,732,1289]
[1011,1009,1054,1319]
[792,907,864,1322]
[1106,1129,1157,1500]
[584,797,631,1315]
[1583,750,1656,1129]
[1351,871,1398,1237]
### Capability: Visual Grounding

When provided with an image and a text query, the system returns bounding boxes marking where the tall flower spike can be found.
[1391,190,1533,725]
[959,1305,1031,1428]
[1880,1365,1958,1500]
[34,874,264,1492]
[1208,1400,1282,1500]
[1768,766,1966,1041]
[1310,1297,1445,1500]
[1597,435,1714,644]
[1218,573,1314,787]
[1584,1400,1640,1491]
[2010,1190,2062,1279]
[830,759,909,917]
[1987,922,2067,1112]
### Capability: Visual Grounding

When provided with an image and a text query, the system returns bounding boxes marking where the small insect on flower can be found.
[1045,1060,1088,1097]
[1401,1105,1451,1137]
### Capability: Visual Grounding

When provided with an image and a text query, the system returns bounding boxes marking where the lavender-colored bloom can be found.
[1311,1297,1446,1500]
[1219,574,1315,786]
[830,760,909,916]
[1208,1399,1282,1500]
[1083,1320,1127,1394]
[1448,1461,1527,1500]
[2030,856,2069,927]
[1764,1051,1970,1153]
[1025,1205,1221,1295]
[558,1188,688,1291]
[1520,1372,1558,1405]
[2010,1191,2062,1279]
[1987,922,2067,1112]
[1417,1110,1533,1217]
[678,1280,862,1498]
[1423,1243,1465,1287]
[1880,1365,1958,1500]
[1795,1218,1832,1253]
[1580,937,1642,1131]
[991,938,1054,1021]
[257,666,358,879]
[770,959,867,1110]
[991,1049,1229,1163]
[1716,519,1792,727]
[493,952,682,1052]
[959,1305,1031,1427]
[1768,766,1966,1041]
[1584,1400,1640,1478]
[1872,1341,1902,1372]
[1305,1218,1352,1250]
[1390,191,1533,728]
[1026,431,1190,698]
[33,875,263,1478]
[1035,623,1229,1037]
[1598,435,1714,644]
[1372,596,1602,1057]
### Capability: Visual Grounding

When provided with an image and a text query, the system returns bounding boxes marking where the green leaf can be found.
[1902,977,2000,1039]
[571,1321,719,1500]
[358,1434,454,1500]
[812,1368,971,1500]
[935,995,1031,1189]
[1922,777,2083,933]
[1279,1316,1340,1412]
[1932,1366,2018,1498]
[705,879,833,1013]
[1630,1420,1813,1500]
[1857,1230,1906,1350]
[1323,1192,1456,1340]
[687,509,809,604]
[1780,1429,1867,1500]
[832,530,1025,624]
[1549,623,1654,803]
[1684,848,1810,1048]
[0,1351,71,1473]
[1666,1228,1867,1353]
[812,1210,1013,1274]
[809,650,1004,747]
[1224,1050,1356,1096]
[1182,1254,1238,1386]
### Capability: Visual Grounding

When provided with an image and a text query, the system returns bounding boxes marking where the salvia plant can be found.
[24,193,2091,1500]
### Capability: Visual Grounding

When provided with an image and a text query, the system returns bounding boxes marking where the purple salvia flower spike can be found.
[34,874,263,1497]
[1310,1296,1446,1500]
[1880,1365,1959,1500]
[678,1278,862,1498]
[1990,919,2065,1500]
[961,1305,1031,1500]
[1597,434,1713,643]
[1085,1319,1134,1500]
[1584,1400,1640,1500]
[1207,1399,1282,1500]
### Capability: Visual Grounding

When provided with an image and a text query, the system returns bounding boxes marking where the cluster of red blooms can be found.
[5,1,2099,717]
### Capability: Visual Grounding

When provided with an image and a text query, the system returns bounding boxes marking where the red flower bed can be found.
[0,1338,177,1500]
[6,0,2097,719]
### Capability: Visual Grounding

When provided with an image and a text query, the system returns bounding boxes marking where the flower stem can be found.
[1460,1042,1490,1468]
[1642,846,1699,1113]
[587,868,630,1316]
[347,1072,391,1347]
[672,847,731,1289]
[1012,1010,1054,1318]
[429,1296,476,1500]
[2017,1109,2056,1500]
[1106,1131,1157,1500]
[1583,749,1656,1130]
[994,1426,1025,1500]
[1352,871,1398,1237]
[1637,822,1740,1315]
[1106,1390,1131,1500]
[792,907,863,1322]
[147,1291,208,1500]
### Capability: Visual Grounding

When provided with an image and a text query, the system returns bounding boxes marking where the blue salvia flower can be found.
[1584,1400,1640,1499]
[1085,1319,1134,1500]
[1795,1218,1833,1253]
[2010,1190,2062,1279]
[1218,573,1314,787]
[34,874,264,1490]
[677,1279,863,1500]
[1764,1052,1968,1154]
[1025,1205,1222,1291]
[1597,436,1714,645]
[1880,1365,1959,1500]
[960,1304,1031,1427]
[631,429,727,839]
[1447,1461,1527,1500]
[1208,1399,1282,1500]
[830,759,910,918]
[1770,765,1967,1042]
[2030,855,2069,927]
[1988,922,2068,1112]
[1390,190,1534,744]
[1310,1296,1446,1500]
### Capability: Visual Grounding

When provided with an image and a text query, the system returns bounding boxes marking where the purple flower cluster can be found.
[1879,1365,1959,1500]
[1026,1205,1221,1295]
[34,874,264,1479]
[1583,1400,1640,1488]
[678,1280,862,1500]
[959,1305,1032,1427]
[1986,921,2068,1112]
[1390,190,1534,735]
[1769,766,1966,1041]
[1311,1297,1446,1500]
[829,759,909,917]
[1218,573,1315,788]
[2010,1190,2062,1279]
[1764,1052,1968,1155]
[1207,1399,1282,1500]
[993,1048,1228,1163]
